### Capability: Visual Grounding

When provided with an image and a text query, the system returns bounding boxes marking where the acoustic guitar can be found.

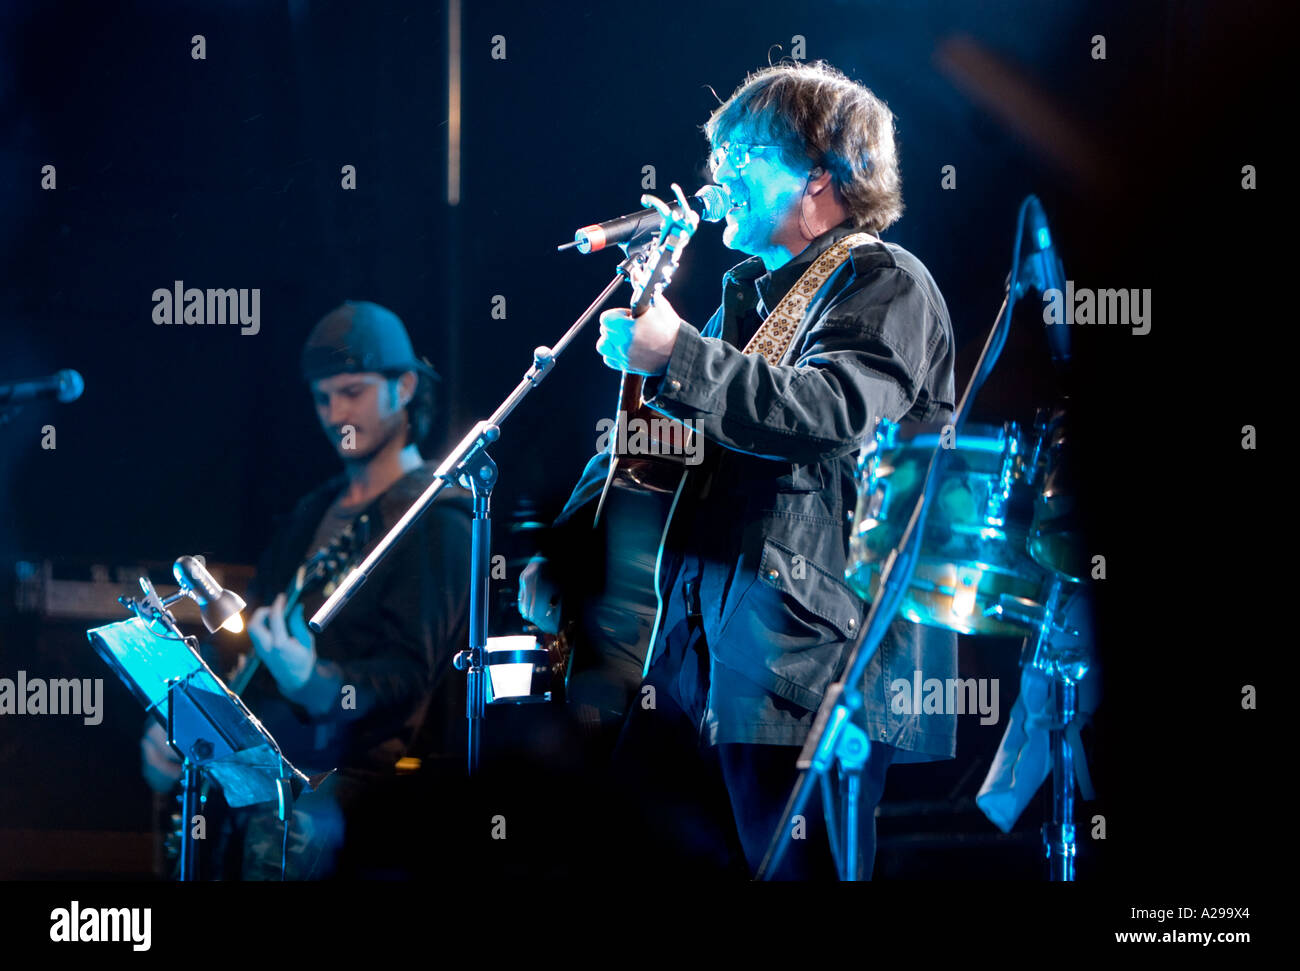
[562,185,704,735]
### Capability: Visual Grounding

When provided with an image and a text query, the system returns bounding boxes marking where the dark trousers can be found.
[612,608,895,880]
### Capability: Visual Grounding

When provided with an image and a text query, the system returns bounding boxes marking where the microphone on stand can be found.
[1017,195,1071,372]
[0,368,84,405]
[559,184,729,253]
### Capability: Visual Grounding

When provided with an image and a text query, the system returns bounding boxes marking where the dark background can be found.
[0,0,1279,886]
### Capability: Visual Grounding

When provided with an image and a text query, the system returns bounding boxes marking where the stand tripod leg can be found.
[1023,576,1080,881]
[832,722,870,881]
[179,761,200,882]
[466,490,491,775]
[456,447,498,777]
[841,764,861,881]
[1045,676,1078,881]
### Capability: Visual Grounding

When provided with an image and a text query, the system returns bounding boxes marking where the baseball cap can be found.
[300,300,441,384]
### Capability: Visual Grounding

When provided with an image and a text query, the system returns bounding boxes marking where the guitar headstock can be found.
[629,183,699,317]
[298,513,371,599]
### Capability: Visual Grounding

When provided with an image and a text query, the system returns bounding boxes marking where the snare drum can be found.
[846,420,1047,635]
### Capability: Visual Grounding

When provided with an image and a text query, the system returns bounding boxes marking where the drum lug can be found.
[866,478,889,525]
[986,422,1021,528]
[876,418,898,452]
[1023,408,1050,486]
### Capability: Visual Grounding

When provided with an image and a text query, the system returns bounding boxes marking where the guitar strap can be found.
[692,232,876,503]
[741,232,875,362]
[644,233,877,677]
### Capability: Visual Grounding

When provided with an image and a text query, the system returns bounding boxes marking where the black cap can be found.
[300,301,440,384]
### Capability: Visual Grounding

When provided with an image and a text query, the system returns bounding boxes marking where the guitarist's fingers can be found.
[142,720,180,763]
[518,558,555,623]
[286,602,314,649]
[267,592,290,645]
[598,309,634,344]
[596,335,626,371]
[140,721,183,792]
[600,307,634,328]
[141,748,184,792]
[517,561,535,615]
[597,313,634,370]
[246,605,273,654]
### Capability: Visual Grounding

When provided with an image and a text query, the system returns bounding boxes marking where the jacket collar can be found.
[726,221,873,312]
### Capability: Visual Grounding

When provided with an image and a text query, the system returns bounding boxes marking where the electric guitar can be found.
[159,515,370,873]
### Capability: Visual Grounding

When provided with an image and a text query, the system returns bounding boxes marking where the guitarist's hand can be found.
[518,556,560,635]
[597,298,682,375]
[248,592,318,695]
[140,720,184,793]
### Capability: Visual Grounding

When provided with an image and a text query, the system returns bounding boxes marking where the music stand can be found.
[88,613,328,880]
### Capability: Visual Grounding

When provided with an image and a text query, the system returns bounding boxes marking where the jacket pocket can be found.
[755,537,863,639]
[771,462,824,494]
[712,537,866,711]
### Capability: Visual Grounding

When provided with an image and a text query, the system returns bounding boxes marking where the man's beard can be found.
[337,412,408,465]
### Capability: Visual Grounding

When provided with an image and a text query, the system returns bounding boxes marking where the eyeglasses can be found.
[708,142,779,176]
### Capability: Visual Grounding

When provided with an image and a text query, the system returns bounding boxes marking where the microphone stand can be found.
[987,577,1090,880]
[309,249,648,776]
[757,196,1042,880]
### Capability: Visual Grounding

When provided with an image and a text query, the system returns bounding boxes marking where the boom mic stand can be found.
[309,244,652,777]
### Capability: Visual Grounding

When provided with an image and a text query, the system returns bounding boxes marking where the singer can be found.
[521,61,960,879]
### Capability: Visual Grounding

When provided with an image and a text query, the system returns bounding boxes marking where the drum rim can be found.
[870,419,1019,451]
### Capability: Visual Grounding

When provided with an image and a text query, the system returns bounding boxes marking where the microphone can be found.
[1018,196,1070,369]
[561,184,729,254]
[0,368,84,405]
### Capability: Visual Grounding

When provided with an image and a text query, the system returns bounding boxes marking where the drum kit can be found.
[847,405,1093,880]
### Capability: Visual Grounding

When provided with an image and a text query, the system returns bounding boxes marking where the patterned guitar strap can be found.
[693,232,875,498]
[645,232,879,668]
[741,232,875,361]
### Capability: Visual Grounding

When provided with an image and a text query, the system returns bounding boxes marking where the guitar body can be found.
[605,373,698,495]
[562,476,683,738]
[563,186,702,745]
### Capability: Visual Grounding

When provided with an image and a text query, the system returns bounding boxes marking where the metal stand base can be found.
[1011,578,1089,881]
